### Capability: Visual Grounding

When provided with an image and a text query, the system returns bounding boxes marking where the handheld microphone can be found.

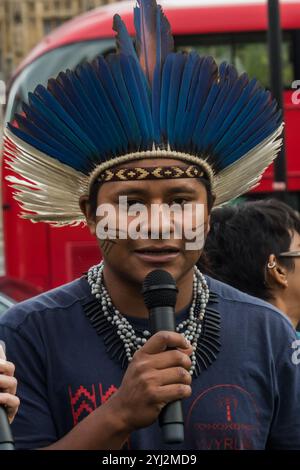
[142,269,184,444]
[0,341,15,450]
[0,407,14,450]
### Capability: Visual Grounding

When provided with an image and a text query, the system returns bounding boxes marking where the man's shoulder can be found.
[0,276,92,331]
[206,275,295,331]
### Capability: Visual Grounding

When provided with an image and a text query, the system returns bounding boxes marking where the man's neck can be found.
[270,296,300,329]
[102,266,194,319]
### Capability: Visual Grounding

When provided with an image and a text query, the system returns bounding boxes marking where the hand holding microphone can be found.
[142,269,187,444]
[110,270,191,444]
[0,342,17,450]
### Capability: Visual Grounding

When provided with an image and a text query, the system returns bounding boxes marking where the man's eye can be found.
[126,199,143,207]
[171,198,189,206]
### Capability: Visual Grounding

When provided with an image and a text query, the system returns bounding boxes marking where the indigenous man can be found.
[0,0,299,450]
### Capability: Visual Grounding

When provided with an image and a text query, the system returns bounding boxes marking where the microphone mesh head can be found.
[142,269,178,309]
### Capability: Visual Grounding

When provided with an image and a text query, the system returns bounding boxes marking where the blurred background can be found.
[0,0,117,302]
[0,1,117,82]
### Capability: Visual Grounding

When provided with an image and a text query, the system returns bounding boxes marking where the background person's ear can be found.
[79,195,96,236]
[206,214,212,236]
[266,254,289,289]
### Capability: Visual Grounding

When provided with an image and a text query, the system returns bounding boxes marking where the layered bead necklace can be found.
[87,261,210,376]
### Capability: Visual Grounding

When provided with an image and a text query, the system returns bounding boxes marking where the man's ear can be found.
[266,254,289,289]
[79,195,96,236]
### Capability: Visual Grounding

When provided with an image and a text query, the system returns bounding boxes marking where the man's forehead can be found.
[99,176,205,197]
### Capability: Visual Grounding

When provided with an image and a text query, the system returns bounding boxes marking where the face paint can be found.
[99,239,117,257]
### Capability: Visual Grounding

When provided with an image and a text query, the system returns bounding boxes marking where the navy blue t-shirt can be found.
[0,275,300,450]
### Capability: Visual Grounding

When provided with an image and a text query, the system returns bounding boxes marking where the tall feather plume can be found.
[134,0,158,85]
[134,0,174,142]
[113,0,174,143]
[113,14,137,60]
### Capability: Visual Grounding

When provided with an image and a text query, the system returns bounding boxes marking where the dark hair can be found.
[89,178,101,218]
[198,199,300,301]
[198,177,215,213]
[88,176,215,217]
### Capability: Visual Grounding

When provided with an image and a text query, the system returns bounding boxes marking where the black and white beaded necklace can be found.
[83,262,221,378]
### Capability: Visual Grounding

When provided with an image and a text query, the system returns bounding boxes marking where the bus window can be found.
[5,38,115,124]
[176,31,294,89]
[5,31,297,126]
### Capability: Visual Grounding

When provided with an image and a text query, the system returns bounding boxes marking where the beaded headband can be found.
[97,164,206,184]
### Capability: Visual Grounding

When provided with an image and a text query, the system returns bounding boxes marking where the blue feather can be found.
[222,119,280,167]
[151,9,162,143]
[75,63,122,155]
[119,54,153,149]
[113,14,137,60]
[173,52,199,149]
[21,102,88,160]
[14,113,86,167]
[211,76,258,150]
[53,71,115,164]
[47,75,106,154]
[215,90,272,157]
[73,65,119,153]
[200,71,247,150]
[213,87,265,156]
[198,82,232,148]
[167,53,187,146]
[158,5,174,62]
[134,0,157,84]
[220,101,278,163]
[192,82,224,153]
[181,56,217,152]
[134,0,173,85]
[160,53,175,142]
[53,72,105,154]
[35,81,96,154]
[106,54,142,150]
[94,55,130,154]
[29,88,97,156]
[7,122,90,173]
[88,59,130,154]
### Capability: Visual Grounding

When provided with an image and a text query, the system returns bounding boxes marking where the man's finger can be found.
[142,331,192,355]
[0,375,18,395]
[0,393,20,423]
[0,342,6,360]
[147,349,193,371]
[0,359,15,377]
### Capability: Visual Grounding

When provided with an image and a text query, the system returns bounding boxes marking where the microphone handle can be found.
[149,306,185,444]
[0,405,15,450]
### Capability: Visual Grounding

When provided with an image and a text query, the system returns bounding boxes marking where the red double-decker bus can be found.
[2,0,300,298]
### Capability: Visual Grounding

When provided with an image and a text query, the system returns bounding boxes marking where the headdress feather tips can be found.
[4,0,283,226]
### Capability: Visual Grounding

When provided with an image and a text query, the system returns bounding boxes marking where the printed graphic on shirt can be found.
[186,384,260,450]
[68,383,118,425]
[292,339,300,365]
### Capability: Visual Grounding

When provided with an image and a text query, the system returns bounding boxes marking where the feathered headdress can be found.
[3,0,283,226]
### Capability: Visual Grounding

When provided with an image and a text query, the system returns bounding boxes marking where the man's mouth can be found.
[133,246,180,263]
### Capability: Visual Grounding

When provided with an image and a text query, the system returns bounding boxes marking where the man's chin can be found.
[130,257,184,284]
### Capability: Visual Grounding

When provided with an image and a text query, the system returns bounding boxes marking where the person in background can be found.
[199,199,300,337]
[0,342,20,423]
